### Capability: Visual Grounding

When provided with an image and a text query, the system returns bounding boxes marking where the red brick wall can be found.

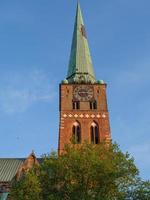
[58,84,111,154]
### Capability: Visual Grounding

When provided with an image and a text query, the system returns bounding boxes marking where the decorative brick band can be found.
[62,113,106,119]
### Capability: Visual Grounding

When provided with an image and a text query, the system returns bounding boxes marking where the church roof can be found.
[0,157,42,182]
[0,159,24,182]
[67,2,96,84]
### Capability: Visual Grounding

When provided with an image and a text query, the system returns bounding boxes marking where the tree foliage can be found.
[10,142,150,200]
[10,170,42,200]
[126,179,150,200]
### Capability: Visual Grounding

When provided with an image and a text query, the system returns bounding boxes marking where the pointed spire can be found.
[66,2,96,84]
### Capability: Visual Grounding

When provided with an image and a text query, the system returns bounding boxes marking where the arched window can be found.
[73,101,80,110]
[72,121,81,144]
[90,101,97,110]
[91,122,99,144]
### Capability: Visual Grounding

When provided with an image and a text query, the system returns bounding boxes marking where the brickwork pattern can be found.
[58,84,111,154]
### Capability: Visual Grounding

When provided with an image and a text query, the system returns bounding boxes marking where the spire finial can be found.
[31,150,35,156]
[77,0,80,5]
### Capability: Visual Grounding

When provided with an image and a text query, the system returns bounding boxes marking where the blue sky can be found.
[0,0,150,180]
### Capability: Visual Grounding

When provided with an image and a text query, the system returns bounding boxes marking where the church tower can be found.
[58,3,111,154]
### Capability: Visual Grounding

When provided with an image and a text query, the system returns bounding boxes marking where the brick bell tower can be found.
[58,3,111,154]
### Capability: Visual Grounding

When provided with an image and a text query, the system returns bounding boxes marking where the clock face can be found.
[73,86,94,101]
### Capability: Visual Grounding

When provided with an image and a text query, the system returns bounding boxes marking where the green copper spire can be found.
[66,2,96,84]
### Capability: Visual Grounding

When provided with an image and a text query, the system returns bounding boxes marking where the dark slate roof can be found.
[0,159,24,182]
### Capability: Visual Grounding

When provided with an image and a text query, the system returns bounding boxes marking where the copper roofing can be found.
[0,159,24,182]
[67,2,96,84]
[0,158,43,183]
[0,192,9,200]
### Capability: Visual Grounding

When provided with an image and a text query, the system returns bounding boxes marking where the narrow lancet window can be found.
[91,122,99,144]
[72,121,81,144]
[73,101,80,110]
[90,101,97,110]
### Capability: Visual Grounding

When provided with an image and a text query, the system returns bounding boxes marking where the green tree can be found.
[10,142,150,200]
[126,179,150,200]
[39,143,139,200]
[10,170,42,200]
